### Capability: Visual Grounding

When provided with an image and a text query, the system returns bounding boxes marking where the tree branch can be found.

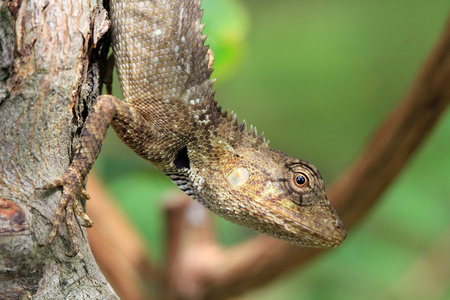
[0,0,117,298]
[87,173,161,300]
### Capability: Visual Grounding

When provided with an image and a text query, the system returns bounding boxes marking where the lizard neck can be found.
[164,102,269,201]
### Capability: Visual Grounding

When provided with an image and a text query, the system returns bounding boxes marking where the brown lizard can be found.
[40,0,346,256]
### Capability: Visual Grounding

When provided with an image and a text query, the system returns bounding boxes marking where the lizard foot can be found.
[38,175,93,257]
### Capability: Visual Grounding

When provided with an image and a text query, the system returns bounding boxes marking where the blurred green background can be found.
[94,0,450,299]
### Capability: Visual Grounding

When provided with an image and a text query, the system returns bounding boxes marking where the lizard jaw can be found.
[261,199,347,248]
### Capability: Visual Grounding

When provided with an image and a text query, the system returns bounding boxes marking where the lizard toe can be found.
[74,198,94,228]
[38,177,66,191]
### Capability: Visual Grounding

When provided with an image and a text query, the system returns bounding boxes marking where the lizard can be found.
[40,0,346,256]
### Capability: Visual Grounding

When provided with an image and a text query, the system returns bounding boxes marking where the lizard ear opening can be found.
[174,146,190,169]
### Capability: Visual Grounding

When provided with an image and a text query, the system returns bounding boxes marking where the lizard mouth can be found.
[263,201,346,247]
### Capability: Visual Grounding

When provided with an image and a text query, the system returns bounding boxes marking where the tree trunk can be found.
[0,0,118,298]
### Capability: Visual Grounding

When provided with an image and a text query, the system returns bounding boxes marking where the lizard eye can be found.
[293,173,308,187]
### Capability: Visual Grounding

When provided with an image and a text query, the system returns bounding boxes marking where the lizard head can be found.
[215,146,346,248]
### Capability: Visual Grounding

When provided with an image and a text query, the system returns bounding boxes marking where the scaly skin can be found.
[40,0,346,256]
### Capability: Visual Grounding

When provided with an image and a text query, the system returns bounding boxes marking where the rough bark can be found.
[0,0,117,298]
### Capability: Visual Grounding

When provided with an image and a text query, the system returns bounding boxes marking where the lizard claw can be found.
[77,188,94,228]
[74,197,94,228]
[80,188,91,201]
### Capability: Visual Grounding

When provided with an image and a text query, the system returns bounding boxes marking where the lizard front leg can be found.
[39,95,145,256]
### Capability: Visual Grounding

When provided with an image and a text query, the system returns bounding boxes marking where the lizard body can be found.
[41,0,346,256]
